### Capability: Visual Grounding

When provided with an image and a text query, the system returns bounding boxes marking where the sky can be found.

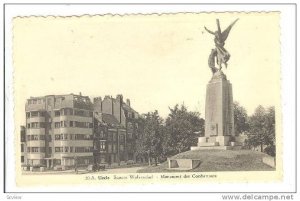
[13,12,280,123]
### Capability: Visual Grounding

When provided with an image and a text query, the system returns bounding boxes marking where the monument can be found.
[191,18,243,150]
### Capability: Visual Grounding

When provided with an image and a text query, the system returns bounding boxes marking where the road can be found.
[22,166,147,175]
[89,166,145,174]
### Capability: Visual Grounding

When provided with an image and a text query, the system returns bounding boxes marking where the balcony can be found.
[53,127,92,135]
[25,103,46,111]
[27,116,45,122]
[26,128,45,135]
[27,140,45,147]
[27,153,45,160]
[58,115,93,122]
[53,140,93,147]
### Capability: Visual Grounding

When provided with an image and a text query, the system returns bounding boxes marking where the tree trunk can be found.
[154,157,158,166]
[260,143,263,152]
[148,153,151,166]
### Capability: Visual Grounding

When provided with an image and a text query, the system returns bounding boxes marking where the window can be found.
[70,147,73,153]
[40,147,45,153]
[75,134,84,140]
[107,133,113,141]
[113,144,117,153]
[75,147,85,153]
[55,147,63,152]
[54,122,60,128]
[40,135,45,140]
[32,147,39,152]
[60,109,65,116]
[26,112,30,118]
[60,121,67,127]
[120,145,124,152]
[64,134,68,140]
[120,134,124,142]
[27,123,30,128]
[84,147,92,152]
[21,156,24,163]
[31,122,39,128]
[127,122,133,129]
[54,111,60,117]
[54,159,61,165]
[74,121,91,128]
[33,135,39,140]
[31,111,38,117]
[100,141,106,150]
[70,121,73,127]
[69,108,74,115]
[128,132,133,139]
[107,144,112,153]
[21,144,24,152]
[64,147,69,153]
[89,111,93,117]
[48,147,52,154]
[55,134,61,140]
[113,133,117,141]
[85,134,91,140]
[70,134,74,140]
[27,147,30,152]
[100,130,104,138]
[74,110,84,116]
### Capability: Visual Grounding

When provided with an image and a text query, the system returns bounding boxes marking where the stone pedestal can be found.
[205,70,234,138]
[191,70,240,150]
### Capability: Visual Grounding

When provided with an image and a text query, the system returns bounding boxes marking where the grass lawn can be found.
[137,149,275,173]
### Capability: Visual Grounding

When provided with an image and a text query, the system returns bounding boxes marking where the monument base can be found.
[190,145,242,151]
[191,136,243,150]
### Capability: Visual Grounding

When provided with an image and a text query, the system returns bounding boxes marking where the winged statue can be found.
[205,19,239,74]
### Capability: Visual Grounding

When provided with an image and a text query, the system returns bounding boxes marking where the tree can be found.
[233,101,249,135]
[264,106,276,156]
[136,111,164,166]
[165,104,205,155]
[246,105,275,155]
[135,117,147,163]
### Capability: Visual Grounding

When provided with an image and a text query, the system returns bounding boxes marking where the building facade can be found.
[24,94,94,169]
[20,126,26,166]
[22,93,140,170]
[93,95,139,165]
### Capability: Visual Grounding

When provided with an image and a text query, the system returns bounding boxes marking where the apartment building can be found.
[24,94,94,169]
[20,126,26,166]
[93,95,140,164]
[22,93,140,170]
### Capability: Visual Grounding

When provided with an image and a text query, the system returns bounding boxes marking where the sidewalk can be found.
[22,165,147,175]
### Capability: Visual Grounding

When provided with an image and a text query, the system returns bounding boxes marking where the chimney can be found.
[126,99,131,107]
[116,94,123,102]
[79,92,82,96]
[93,97,102,112]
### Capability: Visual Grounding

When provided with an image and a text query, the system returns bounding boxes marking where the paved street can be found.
[89,166,145,174]
[22,165,147,175]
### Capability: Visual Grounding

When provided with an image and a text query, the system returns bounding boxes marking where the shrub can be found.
[264,145,276,157]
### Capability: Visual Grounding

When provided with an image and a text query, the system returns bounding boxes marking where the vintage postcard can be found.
[5,4,296,193]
